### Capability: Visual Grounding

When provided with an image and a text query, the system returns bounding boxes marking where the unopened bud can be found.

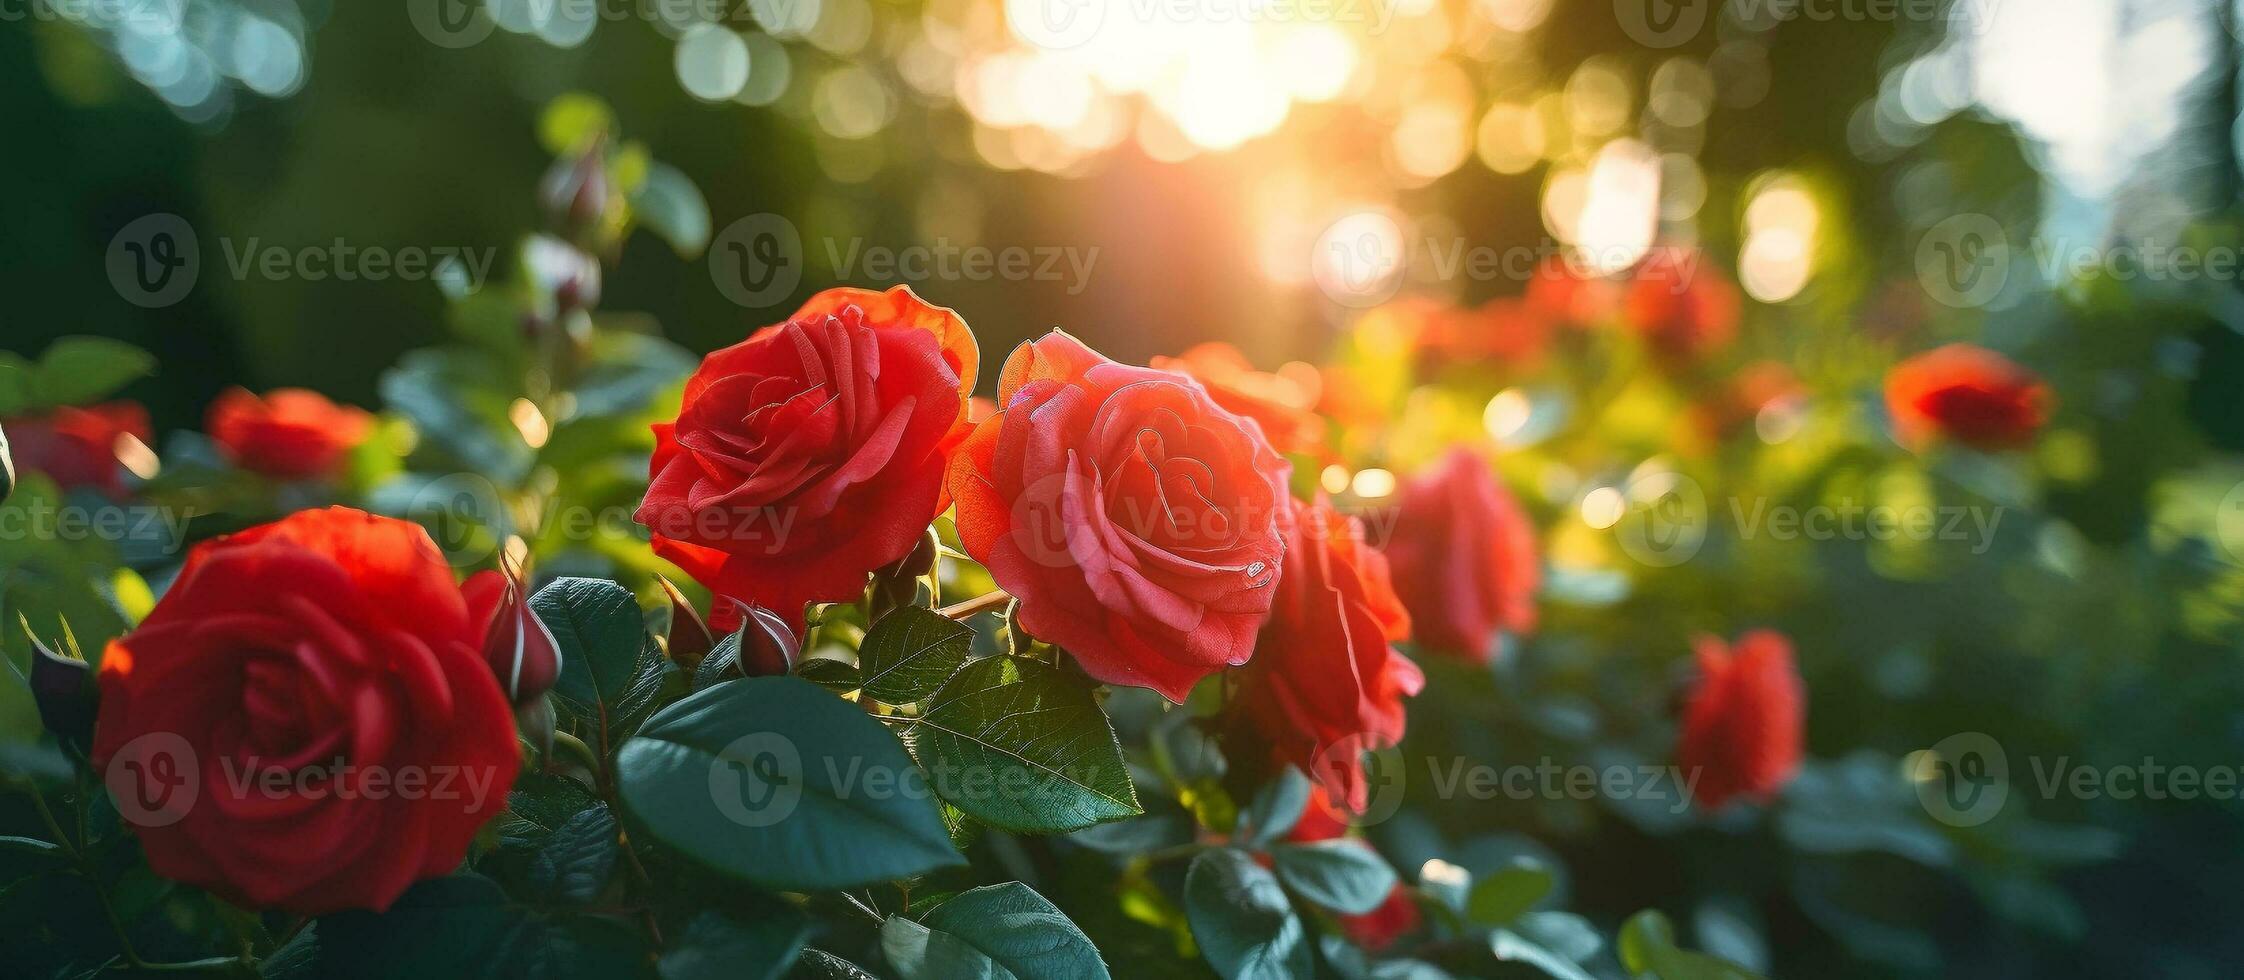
[657,577,716,670]
[467,566,564,707]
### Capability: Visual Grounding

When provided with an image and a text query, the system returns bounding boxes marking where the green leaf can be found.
[632,162,711,256]
[1492,929,1598,980]
[1466,858,1554,925]
[899,656,1140,833]
[1184,848,1311,980]
[883,883,1111,980]
[498,770,600,850]
[659,908,809,980]
[35,337,154,407]
[311,874,650,979]
[1618,910,1763,980]
[534,577,668,751]
[573,332,695,418]
[1239,767,1312,846]
[528,804,620,905]
[380,347,532,479]
[614,676,963,891]
[1515,911,1603,964]
[694,631,742,692]
[1270,841,1396,915]
[795,656,862,697]
[793,949,881,979]
[858,605,975,704]
[0,356,34,416]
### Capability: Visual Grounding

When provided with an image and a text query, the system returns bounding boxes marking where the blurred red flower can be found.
[1151,342,1324,455]
[1420,298,1555,371]
[1234,496,1422,811]
[1677,629,1804,810]
[1526,256,1623,328]
[636,286,977,630]
[208,387,374,480]
[3,401,149,497]
[948,331,1289,701]
[1884,343,2052,451]
[91,507,517,914]
[1381,448,1539,661]
[1624,250,1740,362]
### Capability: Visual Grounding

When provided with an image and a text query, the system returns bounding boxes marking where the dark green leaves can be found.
[1185,848,1311,980]
[309,874,649,979]
[1270,841,1396,915]
[857,606,974,704]
[527,805,620,905]
[1238,768,1312,846]
[534,577,668,751]
[1466,858,1555,925]
[614,676,963,891]
[659,908,809,980]
[880,882,1110,980]
[0,337,156,415]
[1618,910,1764,980]
[899,656,1139,833]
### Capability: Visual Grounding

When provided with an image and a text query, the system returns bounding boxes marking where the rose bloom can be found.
[3,401,149,497]
[1380,448,1539,661]
[636,286,977,628]
[1884,343,2052,451]
[1677,629,1805,810]
[1526,256,1623,328]
[1149,342,1324,456]
[208,387,374,480]
[1420,297,1555,371]
[91,508,519,914]
[948,331,1290,701]
[1623,249,1740,362]
[1285,786,1421,950]
[1234,497,1422,811]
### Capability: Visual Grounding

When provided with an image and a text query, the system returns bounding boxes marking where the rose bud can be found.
[2,402,150,498]
[657,576,717,671]
[636,286,977,633]
[1381,448,1539,662]
[27,631,95,750]
[207,387,374,481]
[698,601,799,684]
[1884,343,2052,451]
[1677,629,1805,810]
[463,563,565,707]
[947,331,1290,702]
[869,528,941,616]
[92,507,518,914]
[539,144,610,241]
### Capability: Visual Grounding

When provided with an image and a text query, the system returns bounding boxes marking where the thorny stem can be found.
[936,589,1011,621]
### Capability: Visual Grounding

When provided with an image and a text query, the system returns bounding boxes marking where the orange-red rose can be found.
[1234,496,1421,811]
[948,331,1290,701]
[1150,342,1324,455]
[4,401,149,497]
[208,387,374,480]
[636,286,977,628]
[91,508,519,914]
[1884,343,2051,451]
[1380,448,1539,661]
[1677,629,1805,810]
[1624,249,1740,362]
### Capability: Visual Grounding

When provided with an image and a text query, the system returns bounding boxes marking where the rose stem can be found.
[936,589,1011,621]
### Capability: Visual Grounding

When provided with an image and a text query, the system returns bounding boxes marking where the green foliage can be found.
[881,882,1109,980]
[857,605,976,705]
[657,908,808,980]
[1184,848,1311,980]
[0,337,155,416]
[1269,841,1396,916]
[534,577,670,755]
[899,655,1141,833]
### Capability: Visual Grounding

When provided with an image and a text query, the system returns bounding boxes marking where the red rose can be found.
[1677,629,1804,810]
[1884,343,2051,451]
[4,401,150,497]
[91,507,518,914]
[1149,342,1324,455]
[1527,256,1622,328]
[1381,448,1539,660]
[1623,249,1739,362]
[1235,497,1421,811]
[635,286,977,628]
[207,387,374,480]
[948,331,1290,701]
[1420,298,1554,371]
[1284,786,1420,950]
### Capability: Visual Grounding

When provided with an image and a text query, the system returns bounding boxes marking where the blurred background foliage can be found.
[7,0,2244,977]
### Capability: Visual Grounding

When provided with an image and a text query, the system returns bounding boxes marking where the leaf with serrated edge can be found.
[857,606,974,704]
[900,656,1139,833]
